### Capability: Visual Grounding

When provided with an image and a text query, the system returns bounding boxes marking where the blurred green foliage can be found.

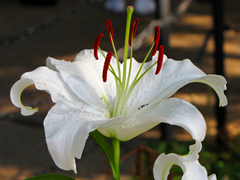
[24,174,75,180]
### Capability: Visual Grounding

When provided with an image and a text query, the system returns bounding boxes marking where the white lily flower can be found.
[10,48,227,173]
[10,6,227,174]
[153,153,217,180]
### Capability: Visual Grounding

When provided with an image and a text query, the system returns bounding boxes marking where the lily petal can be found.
[44,100,107,173]
[153,153,216,180]
[47,49,118,111]
[98,114,159,140]
[10,79,39,116]
[192,75,227,107]
[10,67,81,116]
[126,54,227,115]
[144,98,205,161]
[98,98,204,163]
[99,98,205,156]
[144,98,206,142]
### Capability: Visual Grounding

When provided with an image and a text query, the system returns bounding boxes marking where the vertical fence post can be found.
[155,0,172,141]
[212,0,228,149]
[155,0,170,55]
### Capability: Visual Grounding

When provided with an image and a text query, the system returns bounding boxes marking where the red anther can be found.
[152,26,161,56]
[129,18,139,47]
[103,51,113,82]
[94,33,104,60]
[155,45,164,75]
[105,19,114,46]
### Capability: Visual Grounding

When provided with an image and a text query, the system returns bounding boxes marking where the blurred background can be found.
[0,0,240,179]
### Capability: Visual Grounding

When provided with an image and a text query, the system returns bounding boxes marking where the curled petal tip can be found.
[21,106,39,116]
[10,78,39,116]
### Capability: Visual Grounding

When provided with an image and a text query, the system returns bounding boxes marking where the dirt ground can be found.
[0,0,240,179]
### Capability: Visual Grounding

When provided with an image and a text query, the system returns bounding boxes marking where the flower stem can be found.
[112,138,120,180]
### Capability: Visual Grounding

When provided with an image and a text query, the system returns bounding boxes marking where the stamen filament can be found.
[122,44,159,115]
[125,61,158,105]
[121,33,134,116]
[98,47,106,59]
[126,33,134,93]
[108,67,121,83]
[109,33,122,81]
[98,47,118,80]
[98,42,122,117]
[132,42,155,83]
[135,62,157,85]
[98,35,121,82]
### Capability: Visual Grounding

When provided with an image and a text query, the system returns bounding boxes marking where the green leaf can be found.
[24,174,75,180]
[90,130,113,160]
[170,165,183,172]
[90,130,117,178]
